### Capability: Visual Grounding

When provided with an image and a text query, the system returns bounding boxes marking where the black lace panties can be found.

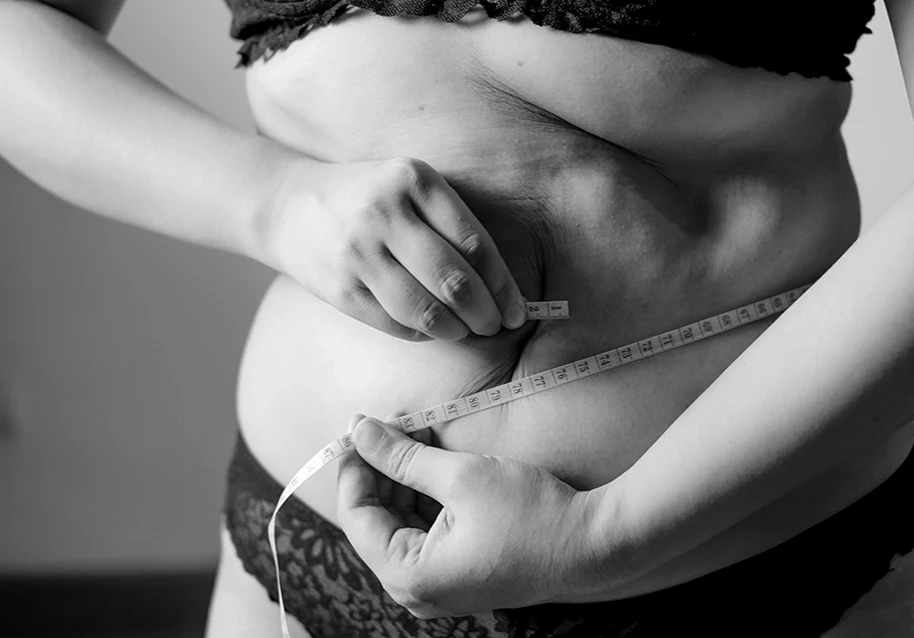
[225,431,914,637]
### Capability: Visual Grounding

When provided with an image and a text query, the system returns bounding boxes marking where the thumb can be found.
[353,417,456,502]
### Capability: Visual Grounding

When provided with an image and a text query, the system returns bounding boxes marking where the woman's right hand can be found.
[266,156,528,341]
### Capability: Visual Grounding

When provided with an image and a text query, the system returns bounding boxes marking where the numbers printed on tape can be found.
[267,284,812,637]
[524,300,569,320]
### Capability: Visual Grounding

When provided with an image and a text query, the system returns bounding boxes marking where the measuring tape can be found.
[268,284,811,636]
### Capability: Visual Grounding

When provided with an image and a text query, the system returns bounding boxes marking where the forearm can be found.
[588,181,914,593]
[0,0,309,265]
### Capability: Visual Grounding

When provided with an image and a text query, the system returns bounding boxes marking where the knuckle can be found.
[333,240,385,283]
[457,232,487,267]
[386,157,430,190]
[415,301,448,335]
[405,583,433,610]
[358,201,399,227]
[338,235,370,261]
[336,288,430,342]
[336,282,365,306]
[383,317,430,343]
[439,269,474,307]
[387,440,423,484]
[389,579,429,610]
[385,319,422,341]
[491,279,515,305]
[387,584,412,607]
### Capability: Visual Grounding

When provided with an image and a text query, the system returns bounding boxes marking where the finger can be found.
[344,413,388,505]
[337,428,384,511]
[405,174,527,331]
[342,285,433,342]
[413,419,443,525]
[387,412,416,515]
[388,218,500,337]
[352,417,464,503]
[358,252,470,342]
[337,437,428,571]
[350,413,394,507]
[390,427,431,516]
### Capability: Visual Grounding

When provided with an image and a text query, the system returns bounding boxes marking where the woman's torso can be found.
[234,7,908,589]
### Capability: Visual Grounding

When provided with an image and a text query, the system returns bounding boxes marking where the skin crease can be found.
[330,4,914,633]
[0,1,912,637]
[247,5,912,636]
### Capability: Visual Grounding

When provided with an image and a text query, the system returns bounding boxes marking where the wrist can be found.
[590,481,644,586]
[228,138,295,268]
[553,482,643,604]
[231,138,325,271]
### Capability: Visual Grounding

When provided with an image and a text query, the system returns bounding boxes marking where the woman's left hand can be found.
[336,415,608,619]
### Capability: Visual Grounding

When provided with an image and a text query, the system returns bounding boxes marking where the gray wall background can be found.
[0,1,912,573]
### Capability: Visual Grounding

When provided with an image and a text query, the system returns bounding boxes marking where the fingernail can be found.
[354,418,385,450]
[504,302,526,329]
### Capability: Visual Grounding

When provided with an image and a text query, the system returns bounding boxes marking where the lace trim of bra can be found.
[229,1,875,81]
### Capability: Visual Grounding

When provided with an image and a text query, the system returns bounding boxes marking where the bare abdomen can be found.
[234,7,867,584]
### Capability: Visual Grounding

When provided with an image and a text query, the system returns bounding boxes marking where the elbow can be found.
[0,0,127,38]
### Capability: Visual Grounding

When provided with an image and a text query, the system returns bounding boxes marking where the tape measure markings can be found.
[391,284,808,437]
[525,300,569,320]
[268,283,810,637]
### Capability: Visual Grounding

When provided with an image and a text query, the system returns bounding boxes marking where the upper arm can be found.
[886,0,914,112]
[27,0,127,35]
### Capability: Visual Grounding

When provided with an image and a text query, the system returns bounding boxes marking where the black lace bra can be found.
[225,0,876,81]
